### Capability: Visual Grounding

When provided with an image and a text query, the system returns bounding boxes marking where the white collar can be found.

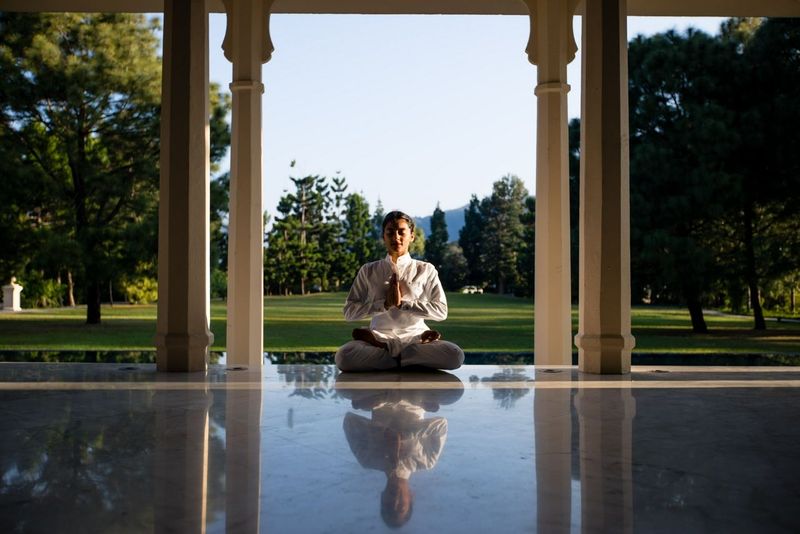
[385,253,413,269]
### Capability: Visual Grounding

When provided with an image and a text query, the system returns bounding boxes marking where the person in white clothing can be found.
[335,211,465,372]
[337,370,464,527]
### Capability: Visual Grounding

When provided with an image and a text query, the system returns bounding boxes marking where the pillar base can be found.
[155,332,214,372]
[575,333,634,374]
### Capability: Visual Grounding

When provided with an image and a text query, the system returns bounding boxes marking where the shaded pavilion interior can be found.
[3,0,800,532]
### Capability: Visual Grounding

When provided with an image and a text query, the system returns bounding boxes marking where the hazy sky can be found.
[203,15,726,219]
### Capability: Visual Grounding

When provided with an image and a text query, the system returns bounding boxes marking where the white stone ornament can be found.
[2,277,23,312]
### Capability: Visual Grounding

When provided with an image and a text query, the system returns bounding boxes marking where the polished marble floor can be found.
[1,362,800,533]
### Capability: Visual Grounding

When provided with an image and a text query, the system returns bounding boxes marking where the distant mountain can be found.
[414,205,466,243]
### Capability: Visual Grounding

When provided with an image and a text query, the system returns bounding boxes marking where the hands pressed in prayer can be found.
[385,273,402,309]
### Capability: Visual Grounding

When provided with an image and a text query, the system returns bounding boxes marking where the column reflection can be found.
[534,372,636,532]
[335,371,464,529]
[574,377,636,533]
[153,375,212,533]
[224,370,263,533]
[152,371,263,533]
[534,369,573,533]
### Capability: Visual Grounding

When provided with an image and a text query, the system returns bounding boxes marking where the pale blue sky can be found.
[202,15,726,219]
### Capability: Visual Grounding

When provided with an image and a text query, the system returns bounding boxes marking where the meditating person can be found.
[335,210,465,372]
[341,389,453,528]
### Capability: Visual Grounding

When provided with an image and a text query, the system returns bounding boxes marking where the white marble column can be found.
[523,0,579,366]
[574,0,636,374]
[222,0,272,367]
[155,0,214,372]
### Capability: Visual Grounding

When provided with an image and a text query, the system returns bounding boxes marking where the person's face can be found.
[383,219,415,258]
[382,477,413,526]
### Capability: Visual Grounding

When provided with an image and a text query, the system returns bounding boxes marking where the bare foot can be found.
[420,330,442,344]
[352,327,388,349]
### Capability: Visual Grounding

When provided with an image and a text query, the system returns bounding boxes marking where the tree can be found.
[323,175,351,291]
[343,193,372,276]
[0,13,234,319]
[369,200,386,261]
[210,172,230,272]
[410,225,425,259]
[480,175,529,294]
[264,174,375,294]
[458,195,484,286]
[517,195,536,297]
[209,85,232,273]
[286,175,326,294]
[425,203,449,270]
[439,243,468,291]
[628,28,739,332]
[628,20,800,331]
[0,13,162,323]
[568,118,581,302]
[717,18,800,329]
[265,196,299,295]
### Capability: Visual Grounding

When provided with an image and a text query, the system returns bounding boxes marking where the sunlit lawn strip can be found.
[0,293,797,354]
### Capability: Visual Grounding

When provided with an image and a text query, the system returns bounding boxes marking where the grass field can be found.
[0,292,798,354]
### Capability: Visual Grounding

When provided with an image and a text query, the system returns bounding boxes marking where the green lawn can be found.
[0,292,798,354]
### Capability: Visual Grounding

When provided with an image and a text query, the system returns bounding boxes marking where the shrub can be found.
[17,272,65,308]
[123,276,158,304]
[211,268,227,300]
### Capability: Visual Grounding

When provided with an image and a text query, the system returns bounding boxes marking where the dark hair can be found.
[382,211,415,234]
[381,489,414,528]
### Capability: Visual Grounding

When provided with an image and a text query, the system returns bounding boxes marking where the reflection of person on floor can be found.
[335,210,464,372]
[343,393,448,527]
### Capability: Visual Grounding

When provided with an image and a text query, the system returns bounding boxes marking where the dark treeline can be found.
[626,18,800,331]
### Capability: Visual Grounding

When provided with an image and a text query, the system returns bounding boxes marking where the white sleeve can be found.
[399,267,448,321]
[343,265,387,321]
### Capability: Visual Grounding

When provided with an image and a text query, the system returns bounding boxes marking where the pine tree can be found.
[369,200,386,260]
[323,175,350,291]
[342,193,373,285]
[481,176,528,294]
[517,196,536,297]
[425,204,449,269]
[265,196,299,295]
[459,195,484,286]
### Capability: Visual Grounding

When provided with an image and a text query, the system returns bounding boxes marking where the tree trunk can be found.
[747,279,766,330]
[86,281,101,324]
[67,271,76,307]
[108,280,114,307]
[743,206,766,330]
[687,297,708,333]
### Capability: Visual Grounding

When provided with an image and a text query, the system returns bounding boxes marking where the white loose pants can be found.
[335,340,464,372]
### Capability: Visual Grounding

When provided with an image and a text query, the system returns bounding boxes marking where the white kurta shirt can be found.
[343,400,448,480]
[343,253,448,356]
